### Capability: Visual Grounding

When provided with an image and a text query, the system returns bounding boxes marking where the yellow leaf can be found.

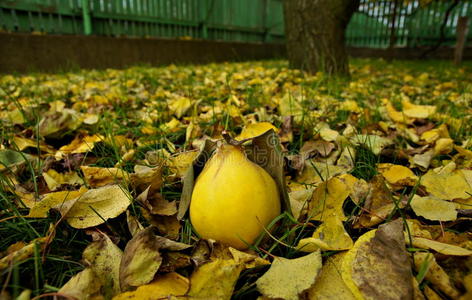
[434,138,453,155]
[309,177,350,222]
[168,150,199,178]
[421,163,472,200]
[12,136,55,153]
[83,233,123,298]
[59,268,102,300]
[413,253,459,298]
[42,169,84,191]
[56,184,131,229]
[402,99,436,119]
[113,272,189,300]
[28,187,87,218]
[383,99,412,124]
[307,253,356,300]
[188,258,244,300]
[256,251,322,300]
[168,96,192,118]
[0,237,47,271]
[236,122,277,140]
[81,166,129,188]
[297,216,353,251]
[409,237,472,256]
[378,163,418,186]
[319,127,339,142]
[228,247,270,269]
[410,195,457,221]
[420,124,450,143]
[56,134,103,158]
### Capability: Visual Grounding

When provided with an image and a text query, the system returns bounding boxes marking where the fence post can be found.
[81,0,92,35]
[201,0,208,39]
[454,16,469,65]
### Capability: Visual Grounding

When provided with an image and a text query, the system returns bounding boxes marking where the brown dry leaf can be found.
[378,163,418,186]
[28,187,87,218]
[126,211,144,237]
[256,251,322,300]
[410,195,458,221]
[187,258,245,300]
[342,219,414,300]
[83,233,123,298]
[81,166,129,188]
[421,163,472,200]
[356,175,396,228]
[228,247,270,269]
[409,236,472,256]
[0,237,47,271]
[56,134,103,158]
[119,227,190,290]
[112,272,189,300]
[309,177,350,222]
[236,122,278,140]
[42,169,84,191]
[414,252,460,298]
[307,253,356,300]
[300,140,335,158]
[130,165,163,193]
[59,268,102,300]
[56,184,131,229]
[296,216,353,252]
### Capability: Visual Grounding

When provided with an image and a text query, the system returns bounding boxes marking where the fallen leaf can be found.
[414,252,460,298]
[0,238,46,271]
[119,227,190,290]
[56,184,131,229]
[81,166,129,188]
[113,272,189,300]
[421,163,472,200]
[188,258,244,299]
[297,216,353,251]
[409,237,472,256]
[42,169,83,191]
[402,99,436,119]
[28,187,87,218]
[378,163,418,186]
[83,233,123,298]
[56,134,103,158]
[236,122,277,140]
[59,268,102,300]
[410,195,458,221]
[351,134,393,155]
[256,250,322,300]
[309,177,350,222]
[307,253,356,300]
[342,219,414,300]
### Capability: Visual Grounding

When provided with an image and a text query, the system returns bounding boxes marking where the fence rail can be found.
[0,0,470,47]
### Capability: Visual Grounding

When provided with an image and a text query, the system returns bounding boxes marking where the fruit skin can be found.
[190,144,281,249]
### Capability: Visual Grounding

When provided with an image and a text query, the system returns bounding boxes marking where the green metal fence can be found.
[0,0,470,47]
[0,0,285,42]
[347,0,472,48]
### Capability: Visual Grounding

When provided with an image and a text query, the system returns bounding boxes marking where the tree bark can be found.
[283,0,360,76]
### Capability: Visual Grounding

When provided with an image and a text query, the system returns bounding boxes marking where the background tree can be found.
[283,0,360,76]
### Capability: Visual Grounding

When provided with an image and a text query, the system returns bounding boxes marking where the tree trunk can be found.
[283,0,360,76]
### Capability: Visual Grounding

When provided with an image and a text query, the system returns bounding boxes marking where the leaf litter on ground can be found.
[0,59,471,299]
